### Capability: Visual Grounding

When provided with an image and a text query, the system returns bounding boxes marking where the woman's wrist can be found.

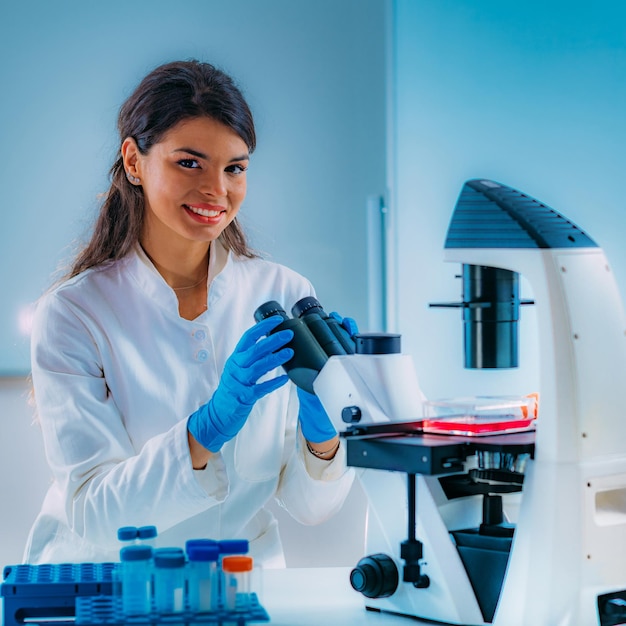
[188,429,211,469]
[306,436,340,461]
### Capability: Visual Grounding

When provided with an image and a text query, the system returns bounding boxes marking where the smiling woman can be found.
[124,118,249,253]
[25,60,355,568]
[123,116,250,320]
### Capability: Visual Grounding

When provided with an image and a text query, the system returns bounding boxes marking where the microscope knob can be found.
[342,406,362,423]
[350,553,399,598]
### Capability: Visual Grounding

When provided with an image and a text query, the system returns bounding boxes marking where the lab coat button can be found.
[193,329,207,341]
[196,349,209,362]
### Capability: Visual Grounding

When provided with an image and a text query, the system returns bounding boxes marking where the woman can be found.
[25,60,355,568]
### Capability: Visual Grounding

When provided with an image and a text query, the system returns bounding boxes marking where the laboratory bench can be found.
[262,566,427,625]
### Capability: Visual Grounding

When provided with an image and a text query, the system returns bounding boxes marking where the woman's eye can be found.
[178,159,200,169]
[226,163,248,175]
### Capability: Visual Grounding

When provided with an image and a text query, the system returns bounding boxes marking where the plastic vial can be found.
[186,544,219,613]
[186,538,219,553]
[153,548,186,614]
[137,525,158,547]
[217,539,249,558]
[221,555,254,611]
[120,544,153,616]
[114,527,139,597]
[117,526,139,543]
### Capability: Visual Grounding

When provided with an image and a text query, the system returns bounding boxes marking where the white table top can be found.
[262,567,425,626]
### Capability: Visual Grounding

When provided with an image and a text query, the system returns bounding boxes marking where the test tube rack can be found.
[1,563,270,625]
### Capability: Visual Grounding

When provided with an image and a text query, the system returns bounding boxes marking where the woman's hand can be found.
[298,311,357,461]
[297,387,340,460]
[187,316,294,461]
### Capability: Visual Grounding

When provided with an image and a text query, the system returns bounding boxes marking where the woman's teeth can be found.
[187,205,221,217]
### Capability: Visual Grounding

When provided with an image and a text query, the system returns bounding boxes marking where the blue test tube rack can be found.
[1,561,269,626]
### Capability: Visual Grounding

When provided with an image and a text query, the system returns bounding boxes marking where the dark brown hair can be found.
[69,60,257,278]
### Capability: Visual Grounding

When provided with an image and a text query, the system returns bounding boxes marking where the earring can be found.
[126,172,141,185]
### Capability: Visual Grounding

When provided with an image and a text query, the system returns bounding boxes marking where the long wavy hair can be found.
[68,60,257,279]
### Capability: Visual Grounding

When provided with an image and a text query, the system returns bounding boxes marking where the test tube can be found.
[114,527,139,597]
[216,540,249,610]
[120,545,153,616]
[117,526,139,544]
[217,539,249,558]
[186,543,220,613]
[186,538,219,552]
[137,525,158,547]
[221,555,254,611]
[153,548,186,615]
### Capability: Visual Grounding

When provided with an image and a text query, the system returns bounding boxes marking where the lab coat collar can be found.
[128,240,232,319]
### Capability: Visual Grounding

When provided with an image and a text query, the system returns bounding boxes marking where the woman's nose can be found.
[200,167,227,196]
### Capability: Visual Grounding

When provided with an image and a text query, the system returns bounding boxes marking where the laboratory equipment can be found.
[217,539,250,557]
[2,536,268,625]
[186,543,219,612]
[253,300,329,393]
[117,525,139,544]
[153,547,185,614]
[120,544,152,616]
[137,524,158,546]
[421,395,538,437]
[222,556,254,611]
[291,296,356,355]
[276,179,626,625]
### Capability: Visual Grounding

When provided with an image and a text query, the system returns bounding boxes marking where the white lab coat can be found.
[25,241,354,567]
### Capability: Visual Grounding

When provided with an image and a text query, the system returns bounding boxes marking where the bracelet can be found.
[306,439,340,460]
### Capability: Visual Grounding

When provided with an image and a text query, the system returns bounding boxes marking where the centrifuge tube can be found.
[153,548,186,614]
[120,544,153,616]
[221,555,254,611]
[186,543,219,612]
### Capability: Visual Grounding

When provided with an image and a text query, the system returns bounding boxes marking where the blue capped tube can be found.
[137,525,158,548]
[120,545,153,616]
[186,544,220,612]
[153,548,186,614]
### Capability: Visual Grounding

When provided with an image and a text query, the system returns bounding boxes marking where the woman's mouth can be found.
[185,204,225,218]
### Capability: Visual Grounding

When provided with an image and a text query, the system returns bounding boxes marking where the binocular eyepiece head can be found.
[253,297,357,393]
[253,300,289,322]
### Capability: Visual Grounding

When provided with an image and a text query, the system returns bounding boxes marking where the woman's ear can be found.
[121,137,142,184]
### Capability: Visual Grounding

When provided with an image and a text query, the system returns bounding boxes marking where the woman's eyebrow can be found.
[173,147,207,159]
[173,147,249,162]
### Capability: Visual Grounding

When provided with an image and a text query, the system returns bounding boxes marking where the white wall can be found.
[0,378,49,566]
[0,0,387,568]
[391,0,626,401]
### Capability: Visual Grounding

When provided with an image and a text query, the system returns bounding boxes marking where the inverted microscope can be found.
[260,179,626,626]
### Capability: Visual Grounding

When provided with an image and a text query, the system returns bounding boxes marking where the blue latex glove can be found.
[297,386,337,444]
[188,316,294,453]
[297,311,358,442]
[329,311,359,337]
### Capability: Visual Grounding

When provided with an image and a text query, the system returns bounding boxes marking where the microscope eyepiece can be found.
[290,296,324,318]
[253,300,289,322]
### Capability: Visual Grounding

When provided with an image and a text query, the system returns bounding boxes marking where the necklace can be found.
[171,272,208,291]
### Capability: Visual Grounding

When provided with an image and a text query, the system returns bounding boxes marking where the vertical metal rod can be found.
[407,473,416,542]
[366,194,388,332]
[380,197,389,332]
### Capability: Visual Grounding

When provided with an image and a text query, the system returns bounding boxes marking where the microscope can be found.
[257,179,626,626]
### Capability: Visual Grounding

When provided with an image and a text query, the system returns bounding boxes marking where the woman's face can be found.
[123,116,249,251]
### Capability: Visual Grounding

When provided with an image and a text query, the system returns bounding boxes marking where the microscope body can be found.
[312,180,626,625]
